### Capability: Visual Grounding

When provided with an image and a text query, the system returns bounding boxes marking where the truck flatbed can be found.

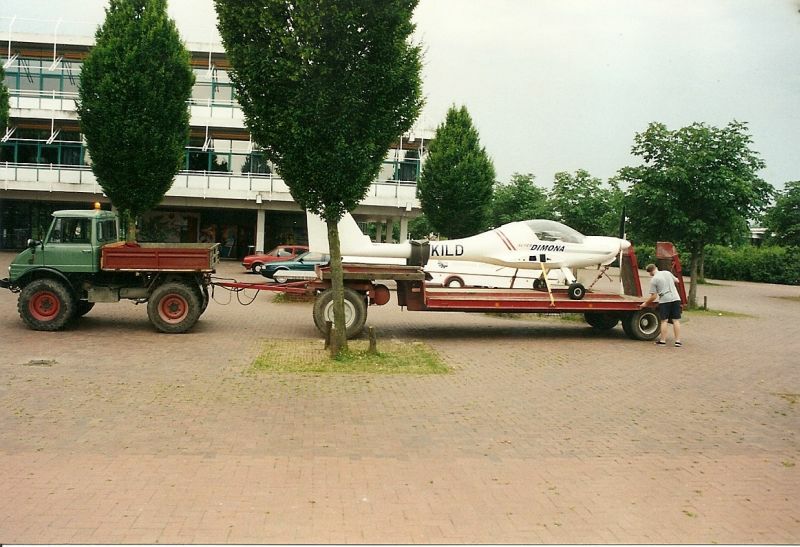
[101,242,220,272]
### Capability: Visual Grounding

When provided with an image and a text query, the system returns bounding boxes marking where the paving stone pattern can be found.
[0,252,797,543]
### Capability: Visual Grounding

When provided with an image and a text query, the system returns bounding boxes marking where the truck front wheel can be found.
[147,282,202,334]
[312,287,367,339]
[18,279,76,331]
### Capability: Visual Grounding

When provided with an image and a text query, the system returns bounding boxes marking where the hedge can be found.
[631,243,800,285]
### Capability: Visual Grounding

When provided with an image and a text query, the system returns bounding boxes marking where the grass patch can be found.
[271,292,315,304]
[251,338,449,374]
[683,307,754,318]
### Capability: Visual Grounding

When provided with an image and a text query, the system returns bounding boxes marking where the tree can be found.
[764,181,800,247]
[0,63,9,130]
[549,169,623,236]
[619,121,773,306]
[489,173,551,227]
[417,105,495,238]
[215,0,423,353]
[77,0,194,241]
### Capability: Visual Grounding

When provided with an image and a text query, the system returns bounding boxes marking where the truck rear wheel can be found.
[147,282,201,334]
[18,278,75,331]
[622,309,661,340]
[312,287,367,339]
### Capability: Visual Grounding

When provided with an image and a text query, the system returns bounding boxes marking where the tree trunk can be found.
[688,249,699,309]
[126,213,137,243]
[698,245,705,283]
[326,220,348,355]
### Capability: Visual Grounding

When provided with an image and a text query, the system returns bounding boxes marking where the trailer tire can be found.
[313,287,367,339]
[568,282,586,300]
[444,276,464,288]
[622,309,661,340]
[147,281,202,334]
[18,278,75,331]
[75,300,95,318]
[584,312,619,330]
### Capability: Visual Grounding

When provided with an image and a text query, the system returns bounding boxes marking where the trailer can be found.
[215,242,687,341]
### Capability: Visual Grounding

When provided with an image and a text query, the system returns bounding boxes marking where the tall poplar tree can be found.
[77,0,194,241]
[417,105,495,238]
[215,0,423,352]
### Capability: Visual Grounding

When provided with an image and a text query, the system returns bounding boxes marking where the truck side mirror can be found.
[27,238,42,250]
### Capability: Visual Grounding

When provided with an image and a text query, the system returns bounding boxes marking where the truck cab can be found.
[9,210,120,282]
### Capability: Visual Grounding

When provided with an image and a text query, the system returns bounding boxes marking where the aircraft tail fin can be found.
[306,211,373,255]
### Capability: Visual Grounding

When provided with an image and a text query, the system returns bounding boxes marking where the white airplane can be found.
[307,212,631,300]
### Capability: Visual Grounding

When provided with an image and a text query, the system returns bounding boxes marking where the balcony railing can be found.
[0,162,420,205]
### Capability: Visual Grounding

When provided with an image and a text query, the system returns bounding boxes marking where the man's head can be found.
[645,263,657,276]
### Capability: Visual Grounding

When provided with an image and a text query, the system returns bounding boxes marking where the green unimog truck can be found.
[1,208,219,333]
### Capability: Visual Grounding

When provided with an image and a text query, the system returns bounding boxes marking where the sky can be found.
[3,0,799,189]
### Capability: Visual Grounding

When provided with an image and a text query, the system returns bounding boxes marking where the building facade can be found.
[1,26,427,258]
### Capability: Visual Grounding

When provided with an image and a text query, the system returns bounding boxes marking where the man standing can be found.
[640,263,683,347]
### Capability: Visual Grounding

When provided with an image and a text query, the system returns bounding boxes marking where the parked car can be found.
[261,251,331,283]
[242,244,308,273]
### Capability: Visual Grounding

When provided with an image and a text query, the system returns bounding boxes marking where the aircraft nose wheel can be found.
[568,282,586,300]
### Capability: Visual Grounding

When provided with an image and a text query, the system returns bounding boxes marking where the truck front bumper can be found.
[0,278,11,290]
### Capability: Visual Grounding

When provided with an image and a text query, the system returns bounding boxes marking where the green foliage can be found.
[77,0,193,239]
[408,214,435,239]
[0,63,9,130]
[764,181,800,247]
[620,121,772,253]
[703,244,800,285]
[489,173,552,227]
[619,121,773,305]
[215,0,423,225]
[549,170,623,236]
[417,105,495,238]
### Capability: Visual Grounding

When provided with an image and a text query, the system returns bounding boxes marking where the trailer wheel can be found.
[18,278,75,331]
[75,300,95,318]
[313,287,367,339]
[444,276,464,288]
[147,282,201,334]
[584,312,619,330]
[622,309,661,340]
[568,282,586,300]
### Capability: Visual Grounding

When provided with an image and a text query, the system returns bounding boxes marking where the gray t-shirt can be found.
[649,270,681,303]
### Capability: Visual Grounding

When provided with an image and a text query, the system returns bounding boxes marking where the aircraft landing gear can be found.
[568,282,586,300]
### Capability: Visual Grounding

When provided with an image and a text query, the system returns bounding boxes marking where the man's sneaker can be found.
[655,340,667,346]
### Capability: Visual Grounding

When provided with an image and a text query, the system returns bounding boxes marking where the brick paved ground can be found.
[0,251,797,543]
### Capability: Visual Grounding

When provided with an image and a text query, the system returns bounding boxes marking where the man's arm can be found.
[640,292,658,308]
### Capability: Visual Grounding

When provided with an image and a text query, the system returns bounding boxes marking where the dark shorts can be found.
[658,300,682,321]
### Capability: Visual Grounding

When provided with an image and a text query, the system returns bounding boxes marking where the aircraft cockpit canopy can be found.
[525,220,586,243]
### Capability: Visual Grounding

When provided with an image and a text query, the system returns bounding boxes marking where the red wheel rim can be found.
[158,294,189,324]
[29,290,60,321]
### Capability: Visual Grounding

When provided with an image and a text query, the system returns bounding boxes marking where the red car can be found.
[241,244,309,273]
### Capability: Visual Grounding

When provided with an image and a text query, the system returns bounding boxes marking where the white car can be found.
[425,260,566,289]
